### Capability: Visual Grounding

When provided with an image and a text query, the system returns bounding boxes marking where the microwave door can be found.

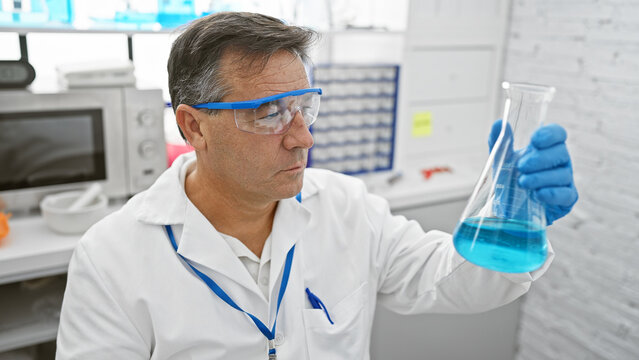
[0,110,106,191]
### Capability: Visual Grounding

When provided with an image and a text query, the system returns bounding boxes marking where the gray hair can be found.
[167,12,319,139]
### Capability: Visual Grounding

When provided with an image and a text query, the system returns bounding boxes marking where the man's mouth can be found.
[283,162,305,172]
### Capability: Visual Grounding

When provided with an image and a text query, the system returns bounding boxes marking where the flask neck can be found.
[501,82,555,149]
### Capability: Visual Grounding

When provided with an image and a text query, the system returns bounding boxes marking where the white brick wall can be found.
[504,1,639,359]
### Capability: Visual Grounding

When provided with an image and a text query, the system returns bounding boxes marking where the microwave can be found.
[0,87,167,212]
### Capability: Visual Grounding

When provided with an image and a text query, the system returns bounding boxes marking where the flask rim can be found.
[502,81,556,95]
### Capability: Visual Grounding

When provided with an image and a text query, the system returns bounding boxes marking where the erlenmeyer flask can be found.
[453,82,556,273]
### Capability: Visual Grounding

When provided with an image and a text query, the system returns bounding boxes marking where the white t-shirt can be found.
[179,160,271,299]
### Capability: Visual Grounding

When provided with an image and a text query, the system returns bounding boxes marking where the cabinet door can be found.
[370,199,520,360]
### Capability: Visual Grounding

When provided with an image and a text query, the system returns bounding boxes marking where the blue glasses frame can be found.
[193,88,323,110]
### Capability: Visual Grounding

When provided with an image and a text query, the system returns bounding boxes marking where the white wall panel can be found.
[404,48,493,101]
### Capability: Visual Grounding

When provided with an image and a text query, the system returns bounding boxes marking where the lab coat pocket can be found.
[302,282,369,360]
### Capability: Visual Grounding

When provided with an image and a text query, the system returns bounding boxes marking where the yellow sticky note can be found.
[412,112,432,137]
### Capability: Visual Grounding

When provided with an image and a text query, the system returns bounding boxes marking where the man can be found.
[57,12,578,359]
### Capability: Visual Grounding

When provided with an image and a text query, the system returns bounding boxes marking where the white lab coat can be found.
[56,152,553,360]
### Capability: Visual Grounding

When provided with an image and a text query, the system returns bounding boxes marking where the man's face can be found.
[199,50,314,202]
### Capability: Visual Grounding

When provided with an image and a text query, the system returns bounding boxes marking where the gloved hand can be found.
[488,120,578,225]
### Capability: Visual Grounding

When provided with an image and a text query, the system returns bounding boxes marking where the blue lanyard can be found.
[164,192,301,359]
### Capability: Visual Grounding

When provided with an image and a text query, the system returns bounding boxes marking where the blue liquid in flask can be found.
[453,217,547,273]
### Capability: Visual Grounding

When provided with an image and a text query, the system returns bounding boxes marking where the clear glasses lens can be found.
[234,92,321,134]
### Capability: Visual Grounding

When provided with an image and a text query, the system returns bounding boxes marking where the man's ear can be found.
[176,104,207,150]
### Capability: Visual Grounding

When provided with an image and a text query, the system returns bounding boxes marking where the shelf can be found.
[0,27,175,35]
[0,321,58,353]
[0,275,65,353]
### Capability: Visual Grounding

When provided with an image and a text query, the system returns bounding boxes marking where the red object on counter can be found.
[166,142,195,167]
[421,166,452,180]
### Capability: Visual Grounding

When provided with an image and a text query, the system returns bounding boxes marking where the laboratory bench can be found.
[0,157,497,359]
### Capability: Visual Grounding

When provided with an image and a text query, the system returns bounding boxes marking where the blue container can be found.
[453,217,547,273]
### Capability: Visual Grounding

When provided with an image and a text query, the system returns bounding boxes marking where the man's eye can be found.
[256,112,281,124]
[255,103,279,119]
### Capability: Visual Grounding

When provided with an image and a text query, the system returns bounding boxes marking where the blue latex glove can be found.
[488,120,578,225]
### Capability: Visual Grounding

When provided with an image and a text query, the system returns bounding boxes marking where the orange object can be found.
[421,166,452,180]
[0,212,11,243]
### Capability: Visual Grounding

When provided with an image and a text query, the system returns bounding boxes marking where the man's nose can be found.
[283,110,314,150]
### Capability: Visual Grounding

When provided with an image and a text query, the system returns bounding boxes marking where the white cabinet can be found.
[403,101,491,156]
[403,49,494,101]
[394,0,512,169]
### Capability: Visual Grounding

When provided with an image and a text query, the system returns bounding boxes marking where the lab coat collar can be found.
[178,199,268,301]
[134,152,316,301]
[175,189,311,304]
[134,152,192,225]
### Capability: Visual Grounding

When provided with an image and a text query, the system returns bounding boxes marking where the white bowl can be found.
[40,191,108,234]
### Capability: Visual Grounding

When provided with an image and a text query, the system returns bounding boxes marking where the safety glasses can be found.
[193,88,322,135]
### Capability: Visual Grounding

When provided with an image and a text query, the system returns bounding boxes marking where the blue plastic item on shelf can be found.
[157,0,196,27]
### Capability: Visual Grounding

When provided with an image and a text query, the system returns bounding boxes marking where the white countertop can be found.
[362,152,482,209]
[0,203,123,286]
[0,215,81,285]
